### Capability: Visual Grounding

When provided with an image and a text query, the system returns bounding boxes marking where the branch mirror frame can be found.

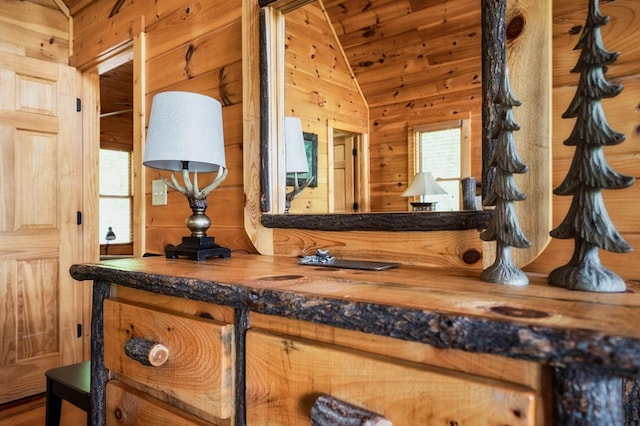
[257,0,503,232]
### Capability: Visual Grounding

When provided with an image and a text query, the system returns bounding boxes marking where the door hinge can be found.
[77,211,82,225]
[76,98,82,112]
[352,148,357,156]
[77,323,82,338]
[353,202,359,211]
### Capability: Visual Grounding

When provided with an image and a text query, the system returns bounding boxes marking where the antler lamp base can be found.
[166,236,230,261]
[164,196,231,261]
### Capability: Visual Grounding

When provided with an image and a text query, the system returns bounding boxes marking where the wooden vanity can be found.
[70,254,640,425]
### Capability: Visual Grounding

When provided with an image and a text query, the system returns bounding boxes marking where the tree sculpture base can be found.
[165,236,231,261]
[481,263,529,286]
[481,245,529,286]
[548,259,625,293]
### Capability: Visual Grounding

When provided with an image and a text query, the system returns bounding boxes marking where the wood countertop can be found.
[70,253,640,377]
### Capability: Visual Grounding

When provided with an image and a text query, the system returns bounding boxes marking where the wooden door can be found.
[332,135,355,213]
[0,50,85,403]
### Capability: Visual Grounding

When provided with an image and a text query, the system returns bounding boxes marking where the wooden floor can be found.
[0,393,86,425]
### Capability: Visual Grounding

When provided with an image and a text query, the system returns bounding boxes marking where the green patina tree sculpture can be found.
[480,65,531,286]
[549,0,634,292]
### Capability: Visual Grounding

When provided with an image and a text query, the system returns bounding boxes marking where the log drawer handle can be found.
[310,394,392,426]
[124,337,169,367]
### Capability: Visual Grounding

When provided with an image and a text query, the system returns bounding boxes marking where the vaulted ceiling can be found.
[50,0,481,118]
[322,0,481,110]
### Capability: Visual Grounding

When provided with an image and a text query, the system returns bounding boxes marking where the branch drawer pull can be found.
[124,337,169,367]
[310,394,392,426]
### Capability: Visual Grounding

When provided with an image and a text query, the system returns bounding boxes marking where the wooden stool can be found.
[45,361,90,426]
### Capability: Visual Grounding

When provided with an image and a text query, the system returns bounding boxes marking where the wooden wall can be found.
[68,0,256,256]
[340,0,484,212]
[284,0,483,214]
[60,0,640,280]
[526,0,640,281]
[248,0,550,270]
[284,2,369,213]
[0,0,68,61]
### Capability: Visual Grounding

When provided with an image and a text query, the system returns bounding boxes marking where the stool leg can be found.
[45,377,63,426]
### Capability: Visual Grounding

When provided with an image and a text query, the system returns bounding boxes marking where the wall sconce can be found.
[403,172,447,211]
[143,91,230,260]
[284,116,314,213]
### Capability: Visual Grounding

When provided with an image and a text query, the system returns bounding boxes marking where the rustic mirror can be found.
[257,0,502,232]
[244,0,551,267]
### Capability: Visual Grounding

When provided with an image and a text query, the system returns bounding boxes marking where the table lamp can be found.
[403,172,447,211]
[143,91,231,260]
[284,116,314,213]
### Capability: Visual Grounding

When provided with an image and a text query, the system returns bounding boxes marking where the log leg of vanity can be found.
[73,256,640,425]
[553,367,624,425]
[90,280,109,426]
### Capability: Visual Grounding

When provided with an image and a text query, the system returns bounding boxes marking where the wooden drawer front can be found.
[246,330,536,425]
[106,381,212,425]
[103,299,234,421]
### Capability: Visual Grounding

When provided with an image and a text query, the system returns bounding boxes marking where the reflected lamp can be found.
[403,172,447,211]
[143,91,231,260]
[284,116,314,213]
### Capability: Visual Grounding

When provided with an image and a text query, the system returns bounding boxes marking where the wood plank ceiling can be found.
[55,0,481,120]
[322,0,481,110]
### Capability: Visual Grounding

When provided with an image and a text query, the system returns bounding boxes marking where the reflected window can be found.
[411,120,470,211]
[99,149,132,243]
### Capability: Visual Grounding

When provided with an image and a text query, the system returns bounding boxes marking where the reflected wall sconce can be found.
[143,91,231,260]
[403,172,447,211]
[284,116,314,213]
[104,226,116,255]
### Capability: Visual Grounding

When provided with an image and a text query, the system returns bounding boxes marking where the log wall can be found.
[0,0,69,62]
[26,0,639,279]
[527,0,640,280]
[283,2,368,214]
[67,0,257,255]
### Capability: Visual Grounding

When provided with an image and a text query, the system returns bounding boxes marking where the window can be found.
[410,119,470,211]
[99,149,132,244]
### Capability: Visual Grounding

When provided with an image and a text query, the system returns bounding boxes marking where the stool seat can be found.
[45,361,91,426]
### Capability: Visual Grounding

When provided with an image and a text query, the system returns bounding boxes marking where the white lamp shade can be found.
[143,91,226,172]
[284,116,309,173]
[402,172,448,197]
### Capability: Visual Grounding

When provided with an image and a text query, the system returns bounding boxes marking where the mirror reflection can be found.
[282,0,482,215]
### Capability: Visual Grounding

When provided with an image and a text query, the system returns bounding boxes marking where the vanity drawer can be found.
[106,381,211,425]
[103,298,234,422]
[246,330,536,425]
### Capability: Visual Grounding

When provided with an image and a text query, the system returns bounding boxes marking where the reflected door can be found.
[333,135,356,212]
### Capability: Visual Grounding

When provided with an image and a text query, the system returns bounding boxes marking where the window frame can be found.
[99,147,134,244]
[407,118,471,211]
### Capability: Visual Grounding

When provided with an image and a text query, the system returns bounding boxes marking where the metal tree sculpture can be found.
[480,66,531,286]
[549,0,634,292]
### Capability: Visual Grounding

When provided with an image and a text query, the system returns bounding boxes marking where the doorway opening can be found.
[99,60,134,258]
[329,127,369,213]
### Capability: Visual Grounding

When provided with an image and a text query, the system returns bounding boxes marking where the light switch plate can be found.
[152,180,167,206]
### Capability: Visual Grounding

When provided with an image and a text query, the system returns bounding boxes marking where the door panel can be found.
[332,135,355,213]
[0,51,84,403]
